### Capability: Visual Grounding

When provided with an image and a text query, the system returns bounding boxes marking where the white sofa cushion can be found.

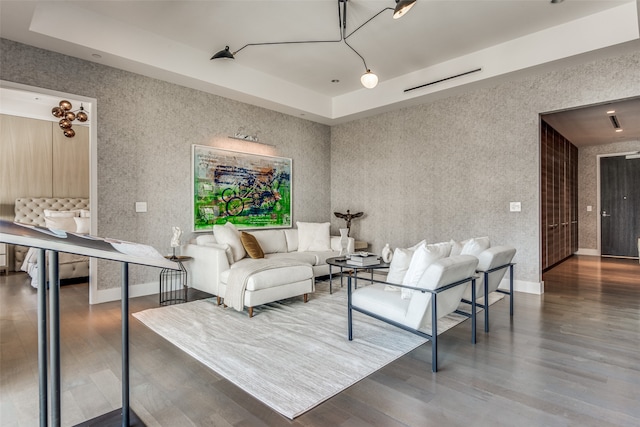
[221,263,313,291]
[250,229,288,254]
[284,229,298,252]
[352,283,410,325]
[214,222,246,262]
[263,252,319,266]
[297,222,331,252]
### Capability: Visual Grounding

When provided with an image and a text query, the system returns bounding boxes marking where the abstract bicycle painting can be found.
[192,145,292,231]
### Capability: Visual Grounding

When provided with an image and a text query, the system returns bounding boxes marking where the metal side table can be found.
[160,255,192,305]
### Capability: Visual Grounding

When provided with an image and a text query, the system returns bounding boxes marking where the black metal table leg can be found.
[37,249,47,427]
[48,251,61,427]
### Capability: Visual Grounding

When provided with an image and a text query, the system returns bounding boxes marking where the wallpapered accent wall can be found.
[0,39,331,290]
[2,37,639,291]
[331,50,640,284]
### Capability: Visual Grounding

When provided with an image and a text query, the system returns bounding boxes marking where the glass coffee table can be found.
[326,256,390,294]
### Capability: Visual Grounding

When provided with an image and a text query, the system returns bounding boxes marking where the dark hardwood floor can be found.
[1,256,639,426]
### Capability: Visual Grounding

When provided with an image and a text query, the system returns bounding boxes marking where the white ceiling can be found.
[1,0,639,144]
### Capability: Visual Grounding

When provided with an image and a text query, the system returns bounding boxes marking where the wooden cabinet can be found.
[541,120,578,270]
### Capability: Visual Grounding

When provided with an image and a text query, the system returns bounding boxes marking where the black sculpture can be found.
[333,210,363,237]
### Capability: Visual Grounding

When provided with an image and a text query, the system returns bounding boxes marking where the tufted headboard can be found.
[12,197,90,270]
[14,197,90,226]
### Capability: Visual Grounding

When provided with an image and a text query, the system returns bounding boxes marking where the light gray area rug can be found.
[133,279,503,419]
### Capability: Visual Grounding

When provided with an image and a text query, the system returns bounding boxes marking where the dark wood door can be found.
[601,156,640,258]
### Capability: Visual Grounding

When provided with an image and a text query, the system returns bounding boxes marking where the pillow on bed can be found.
[74,217,91,234]
[44,209,78,218]
[44,216,77,232]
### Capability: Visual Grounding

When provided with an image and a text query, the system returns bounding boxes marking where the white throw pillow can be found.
[296,222,331,252]
[400,243,449,299]
[43,209,78,218]
[449,239,466,256]
[73,217,91,234]
[461,236,490,256]
[213,222,246,262]
[44,216,77,232]
[428,241,453,258]
[409,239,426,250]
[385,248,416,290]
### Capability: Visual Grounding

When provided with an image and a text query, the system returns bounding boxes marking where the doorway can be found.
[0,80,98,302]
[600,154,640,259]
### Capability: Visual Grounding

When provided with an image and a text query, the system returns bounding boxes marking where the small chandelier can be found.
[51,100,88,138]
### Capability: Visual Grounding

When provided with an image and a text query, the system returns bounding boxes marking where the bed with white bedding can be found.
[14,197,90,288]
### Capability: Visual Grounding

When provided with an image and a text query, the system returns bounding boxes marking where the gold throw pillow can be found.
[240,232,264,259]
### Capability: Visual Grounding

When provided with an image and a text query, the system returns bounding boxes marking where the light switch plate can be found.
[135,202,147,213]
[587,205,593,212]
[509,202,521,212]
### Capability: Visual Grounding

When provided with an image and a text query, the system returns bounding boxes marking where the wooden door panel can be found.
[601,156,640,257]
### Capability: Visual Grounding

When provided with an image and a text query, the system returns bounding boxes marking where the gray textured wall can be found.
[0,39,331,290]
[578,140,640,251]
[331,51,640,284]
[2,38,640,290]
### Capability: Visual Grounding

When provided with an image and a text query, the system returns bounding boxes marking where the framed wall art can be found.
[192,145,292,231]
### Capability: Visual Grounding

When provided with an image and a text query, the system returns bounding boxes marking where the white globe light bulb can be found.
[361,70,378,89]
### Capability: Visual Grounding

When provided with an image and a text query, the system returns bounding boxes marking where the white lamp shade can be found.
[361,70,378,89]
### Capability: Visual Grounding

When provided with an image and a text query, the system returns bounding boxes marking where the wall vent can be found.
[404,68,482,93]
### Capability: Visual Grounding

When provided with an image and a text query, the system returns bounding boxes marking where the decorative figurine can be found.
[333,210,363,237]
[170,226,182,258]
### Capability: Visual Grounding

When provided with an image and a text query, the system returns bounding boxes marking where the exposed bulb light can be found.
[606,110,616,114]
[361,70,378,89]
[393,0,417,19]
[615,129,623,133]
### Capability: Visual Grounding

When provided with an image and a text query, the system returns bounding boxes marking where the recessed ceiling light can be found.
[606,110,615,114]
[615,129,623,132]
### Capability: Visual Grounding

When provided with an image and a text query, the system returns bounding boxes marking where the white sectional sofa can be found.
[182,223,354,317]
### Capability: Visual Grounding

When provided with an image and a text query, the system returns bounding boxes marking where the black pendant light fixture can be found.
[210,0,417,89]
[211,46,234,60]
[393,0,417,19]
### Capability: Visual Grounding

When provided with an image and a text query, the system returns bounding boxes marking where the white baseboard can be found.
[498,278,543,295]
[90,281,158,304]
[575,248,600,256]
